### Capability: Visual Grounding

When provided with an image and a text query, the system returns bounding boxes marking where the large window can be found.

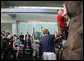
[18,22,58,36]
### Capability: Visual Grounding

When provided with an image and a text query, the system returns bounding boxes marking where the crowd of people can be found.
[1,4,69,60]
[1,31,42,60]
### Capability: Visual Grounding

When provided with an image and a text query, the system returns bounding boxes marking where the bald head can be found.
[43,29,50,35]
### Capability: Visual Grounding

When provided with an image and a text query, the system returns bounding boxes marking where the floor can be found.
[17,54,42,60]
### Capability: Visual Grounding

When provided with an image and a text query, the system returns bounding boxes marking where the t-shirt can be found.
[57,14,67,31]
[13,39,20,46]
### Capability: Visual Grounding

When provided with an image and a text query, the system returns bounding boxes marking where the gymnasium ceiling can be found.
[1,1,64,8]
[1,1,64,22]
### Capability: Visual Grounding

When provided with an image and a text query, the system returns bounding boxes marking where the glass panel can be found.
[18,22,58,36]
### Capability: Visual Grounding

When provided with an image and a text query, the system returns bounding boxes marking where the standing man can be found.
[25,32,31,39]
[19,32,24,44]
[40,29,56,60]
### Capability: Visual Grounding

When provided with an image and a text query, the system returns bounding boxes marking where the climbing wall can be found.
[62,1,83,60]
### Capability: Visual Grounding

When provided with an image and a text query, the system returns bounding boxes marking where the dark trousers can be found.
[20,39,24,44]
[23,46,33,55]
[61,30,68,40]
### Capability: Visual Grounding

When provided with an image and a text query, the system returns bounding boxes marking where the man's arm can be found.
[62,3,67,17]
[62,4,68,21]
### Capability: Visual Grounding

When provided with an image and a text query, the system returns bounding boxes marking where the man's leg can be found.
[23,47,26,54]
[43,52,48,60]
[22,40,24,44]
[33,50,35,57]
[48,52,57,60]
[37,48,39,57]
[30,47,33,56]
[16,47,20,57]
[52,53,57,60]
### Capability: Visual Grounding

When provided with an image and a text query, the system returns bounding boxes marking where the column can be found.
[12,22,17,35]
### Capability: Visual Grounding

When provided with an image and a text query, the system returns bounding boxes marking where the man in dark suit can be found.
[23,36,32,55]
[19,32,24,44]
[25,32,31,40]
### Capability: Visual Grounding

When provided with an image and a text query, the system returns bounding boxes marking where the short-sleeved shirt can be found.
[13,39,20,46]
[57,14,67,31]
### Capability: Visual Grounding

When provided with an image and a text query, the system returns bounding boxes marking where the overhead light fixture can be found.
[14,6,64,9]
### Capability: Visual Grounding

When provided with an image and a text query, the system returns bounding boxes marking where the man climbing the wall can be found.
[56,4,68,45]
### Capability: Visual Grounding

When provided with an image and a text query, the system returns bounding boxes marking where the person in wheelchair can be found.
[13,35,20,58]
[23,36,32,55]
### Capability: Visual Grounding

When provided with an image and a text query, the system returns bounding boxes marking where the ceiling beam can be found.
[1,7,64,13]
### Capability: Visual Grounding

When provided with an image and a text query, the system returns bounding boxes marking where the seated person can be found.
[23,36,32,54]
[13,35,20,57]
[25,32,31,39]
[7,34,16,60]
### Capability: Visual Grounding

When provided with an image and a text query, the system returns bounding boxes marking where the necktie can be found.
[27,40,28,46]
